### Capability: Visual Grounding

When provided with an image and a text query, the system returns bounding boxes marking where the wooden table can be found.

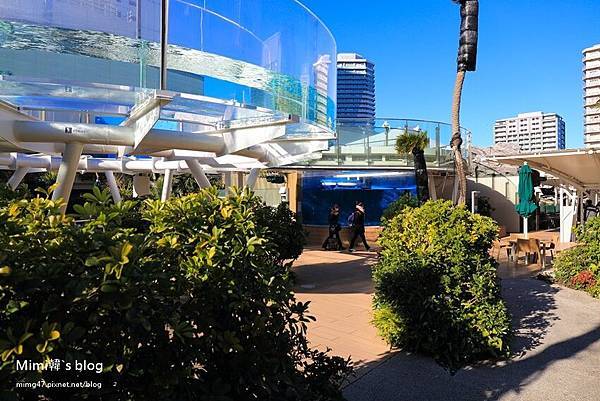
[508,238,554,269]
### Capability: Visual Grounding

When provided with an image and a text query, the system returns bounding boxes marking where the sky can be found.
[301,0,600,148]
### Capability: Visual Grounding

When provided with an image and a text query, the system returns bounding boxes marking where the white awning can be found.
[485,148,600,191]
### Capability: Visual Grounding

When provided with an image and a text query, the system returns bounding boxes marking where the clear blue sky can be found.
[302,0,600,148]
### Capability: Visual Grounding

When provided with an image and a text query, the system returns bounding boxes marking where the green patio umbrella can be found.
[515,163,538,237]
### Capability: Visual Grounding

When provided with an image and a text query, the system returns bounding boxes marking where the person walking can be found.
[322,204,344,250]
[348,202,370,252]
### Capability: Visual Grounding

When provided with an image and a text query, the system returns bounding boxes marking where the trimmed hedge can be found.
[0,187,349,400]
[373,200,511,371]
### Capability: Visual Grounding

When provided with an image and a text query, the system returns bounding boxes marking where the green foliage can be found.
[381,192,419,223]
[151,174,225,199]
[0,183,29,208]
[0,188,349,400]
[476,196,494,217]
[554,216,600,298]
[0,171,59,207]
[255,202,306,263]
[395,130,430,204]
[395,130,429,154]
[373,200,511,371]
[553,246,591,285]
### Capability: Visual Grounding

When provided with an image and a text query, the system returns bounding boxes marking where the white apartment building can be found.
[494,112,566,152]
[584,44,600,148]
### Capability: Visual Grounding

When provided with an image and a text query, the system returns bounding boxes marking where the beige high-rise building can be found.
[584,44,600,148]
[494,112,565,152]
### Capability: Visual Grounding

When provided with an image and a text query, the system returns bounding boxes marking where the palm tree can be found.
[396,129,430,204]
[451,0,479,205]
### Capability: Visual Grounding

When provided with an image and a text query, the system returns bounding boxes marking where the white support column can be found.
[223,172,232,188]
[186,159,211,188]
[161,169,174,201]
[133,174,151,197]
[579,192,585,224]
[105,171,122,203]
[236,172,244,188]
[428,175,437,201]
[52,142,84,214]
[7,167,30,190]
[560,186,577,243]
[246,168,260,190]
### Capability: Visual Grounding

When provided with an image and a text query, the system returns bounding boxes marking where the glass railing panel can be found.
[297,118,472,169]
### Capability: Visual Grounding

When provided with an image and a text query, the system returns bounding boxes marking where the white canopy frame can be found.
[0,87,331,210]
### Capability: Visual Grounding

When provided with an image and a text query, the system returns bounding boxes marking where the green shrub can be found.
[553,245,592,285]
[381,192,418,224]
[0,188,350,400]
[373,200,511,371]
[0,183,29,208]
[255,202,306,263]
[554,216,600,299]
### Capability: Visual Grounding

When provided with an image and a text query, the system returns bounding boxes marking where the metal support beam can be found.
[52,142,84,213]
[161,169,174,201]
[105,171,122,203]
[186,159,211,188]
[246,168,260,190]
[7,167,30,190]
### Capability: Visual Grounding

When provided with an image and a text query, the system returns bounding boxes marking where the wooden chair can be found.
[498,226,507,239]
[492,237,513,260]
[515,238,542,265]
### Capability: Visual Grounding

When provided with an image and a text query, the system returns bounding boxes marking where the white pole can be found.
[523,216,528,238]
[246,168,260,190]
[52,142,84,214]
[471,190,479,214]
[186,159,211,188]
[104,171,122,203]
[7,167,30,190]
[161,169,174,201]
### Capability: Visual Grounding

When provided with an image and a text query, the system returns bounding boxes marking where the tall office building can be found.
[336,53,375,126]
[584,44,600,148]
[494,112,566,152]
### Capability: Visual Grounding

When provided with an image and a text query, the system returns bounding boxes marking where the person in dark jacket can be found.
[349,202,370,252]
[322,204,344,250]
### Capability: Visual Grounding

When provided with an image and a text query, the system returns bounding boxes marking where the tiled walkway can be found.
[293,250,390,374]
[294,249,600,401]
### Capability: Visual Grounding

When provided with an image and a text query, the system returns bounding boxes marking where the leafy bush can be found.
[373,200,511,371]
[255,202,306,263]
[0,183,28,208]
[554,216,600,299]
[0,188,349,400]
[380,192,418,224]
[553,245,592,285]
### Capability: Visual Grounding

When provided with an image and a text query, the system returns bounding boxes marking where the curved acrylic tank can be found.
[0,0,336,133]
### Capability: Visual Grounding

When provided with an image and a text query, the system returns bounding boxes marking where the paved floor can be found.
[293,249,600,401]
[294,250,389,369]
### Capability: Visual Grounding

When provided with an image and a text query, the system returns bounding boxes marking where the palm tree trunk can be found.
[451,69,467,206]
[413,148,430,204]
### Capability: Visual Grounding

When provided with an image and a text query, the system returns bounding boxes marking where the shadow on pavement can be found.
[293,250,377,295]
[344,278,600,401]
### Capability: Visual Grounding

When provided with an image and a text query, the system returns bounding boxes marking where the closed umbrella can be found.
[515,163,538,238]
